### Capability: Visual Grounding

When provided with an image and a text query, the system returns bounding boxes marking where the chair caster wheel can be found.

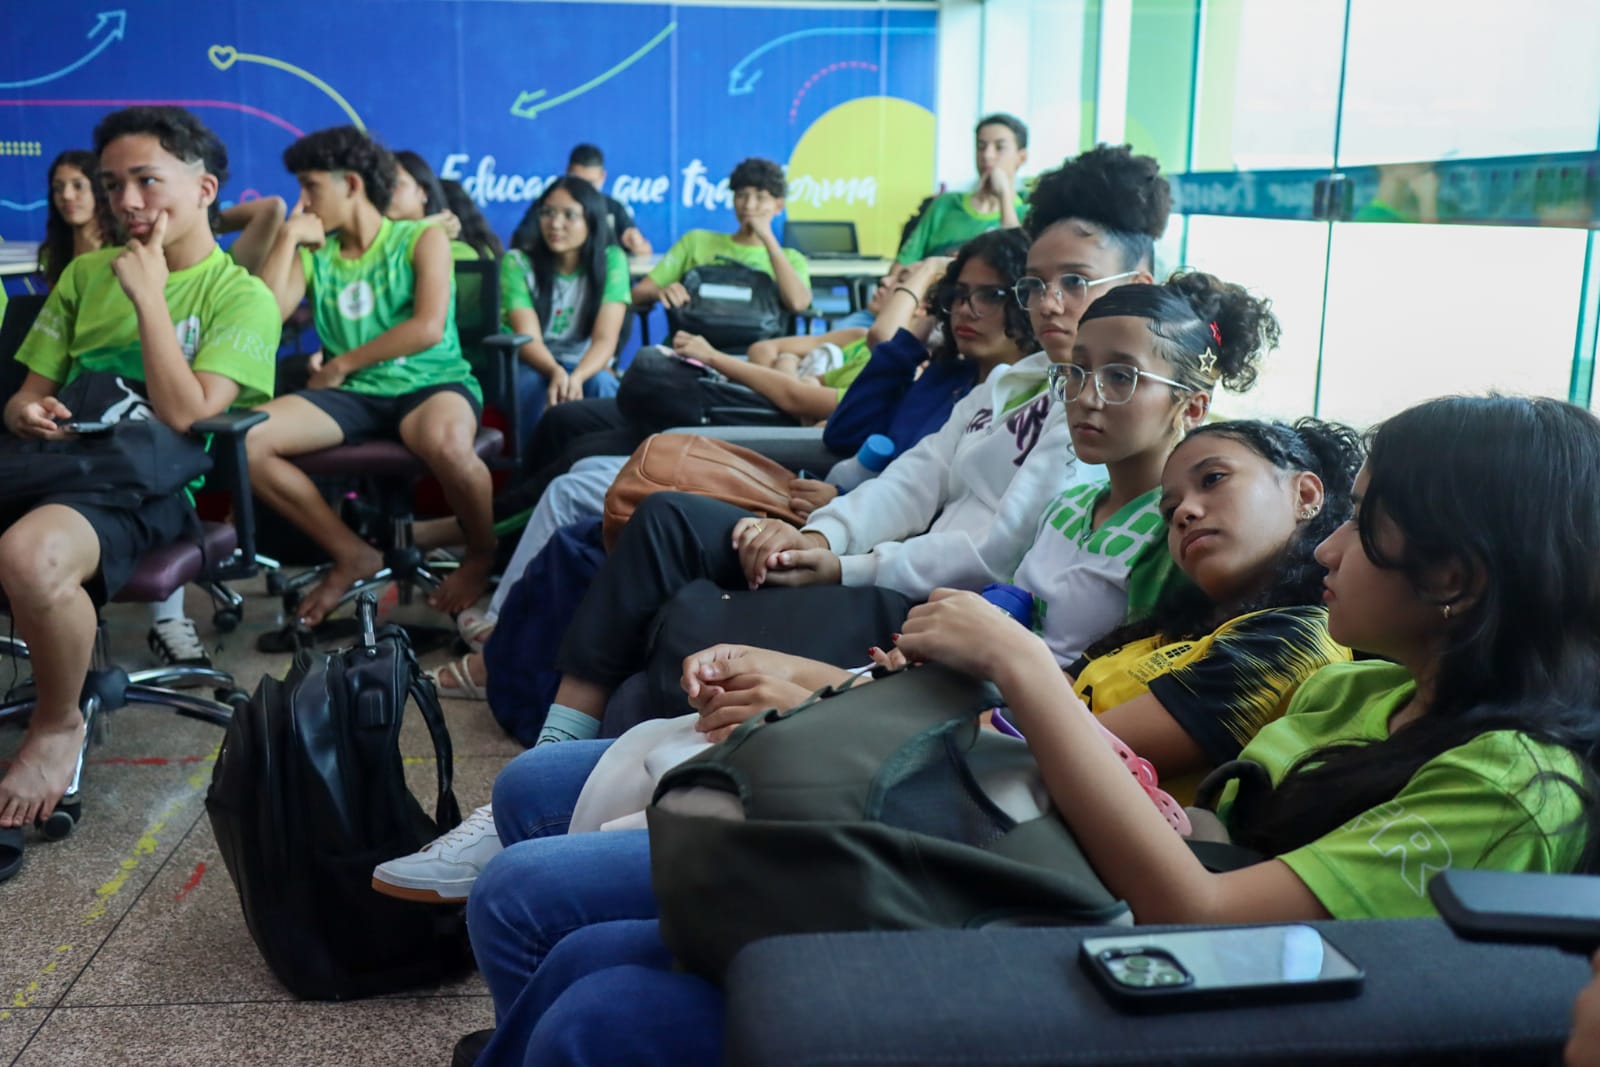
[215,687,251,713]
[213,608,241,634]
[40,801,80,841]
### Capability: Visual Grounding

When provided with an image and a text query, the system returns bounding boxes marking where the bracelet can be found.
[892,285,922,302]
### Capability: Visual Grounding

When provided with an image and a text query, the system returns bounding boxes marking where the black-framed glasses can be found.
[936,284,1013,317]
[1048,362,1190,405]
[1014,270,1141,309]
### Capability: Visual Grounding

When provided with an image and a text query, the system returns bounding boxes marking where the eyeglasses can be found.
[1048,362,1190,405]
[937,284,1012,317]
[539,208,584,223]
[1014,270,1141,309]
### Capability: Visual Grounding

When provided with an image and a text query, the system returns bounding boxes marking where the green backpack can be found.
[648,664,1130,979]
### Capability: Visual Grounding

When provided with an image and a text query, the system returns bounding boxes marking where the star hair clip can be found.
[1197,348,1219,380]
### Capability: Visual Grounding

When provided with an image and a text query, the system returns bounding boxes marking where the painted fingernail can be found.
[869,647,881,656]
[891,633,902,641]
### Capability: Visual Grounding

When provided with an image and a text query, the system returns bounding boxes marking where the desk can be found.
[627,252,892,312]
[0,242,41,278]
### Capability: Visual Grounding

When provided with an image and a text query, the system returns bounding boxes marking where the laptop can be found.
[783,220,860,259]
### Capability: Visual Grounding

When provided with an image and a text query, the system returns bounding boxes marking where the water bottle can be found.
[826,434,895,491]
[981,583,1035,626]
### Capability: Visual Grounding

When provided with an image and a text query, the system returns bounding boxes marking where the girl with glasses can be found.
[501,176,630,443]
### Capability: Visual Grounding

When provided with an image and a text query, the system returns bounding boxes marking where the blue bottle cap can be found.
[859,433,895,472]
[980,583,1035,626]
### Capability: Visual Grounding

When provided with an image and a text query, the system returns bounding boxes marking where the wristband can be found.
[892,285,922,302]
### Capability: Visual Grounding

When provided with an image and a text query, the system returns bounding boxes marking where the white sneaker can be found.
[148,616,212,668]
[371,805,503,903]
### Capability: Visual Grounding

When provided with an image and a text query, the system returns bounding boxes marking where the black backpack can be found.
[615,346,799,432]
[648,664,1129,979]
[206,595,471,999]
[667,257,787,350]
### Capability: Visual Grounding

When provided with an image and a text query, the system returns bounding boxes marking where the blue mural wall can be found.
[0,1,939,261]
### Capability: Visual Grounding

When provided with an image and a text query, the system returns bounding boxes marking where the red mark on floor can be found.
[0,755,212,769]
[175,861,207,902]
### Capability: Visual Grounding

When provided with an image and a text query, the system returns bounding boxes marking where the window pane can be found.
[1316,224,1586,428]
[1338,0,1600,165]
[981,0,1092,172]
[1177,216,1331,422]
[1191,0,1346,170]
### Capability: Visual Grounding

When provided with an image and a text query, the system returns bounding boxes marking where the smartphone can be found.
[1430,869,1600,953]
[1080,924,1363,1012]
[60,420,113,435]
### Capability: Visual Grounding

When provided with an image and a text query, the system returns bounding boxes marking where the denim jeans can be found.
[515,360,621,452]
[518,919,723,1067]
[467,740,657,1065]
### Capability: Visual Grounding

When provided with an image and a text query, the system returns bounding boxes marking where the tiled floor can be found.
[0,578,517,1066]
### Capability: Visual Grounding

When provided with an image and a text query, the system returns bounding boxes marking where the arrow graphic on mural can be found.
[0,10,125,91]
[511,22,676,120]
[727,26,932,96]
[207,44,366,130]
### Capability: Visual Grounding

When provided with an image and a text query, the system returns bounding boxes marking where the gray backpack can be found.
[648,664,1130,979]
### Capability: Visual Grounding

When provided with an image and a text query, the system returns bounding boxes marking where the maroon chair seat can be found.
[291,428,504,480]
[113,522,239,604]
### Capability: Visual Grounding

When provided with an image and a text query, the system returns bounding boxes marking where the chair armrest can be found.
[191,409,267,578]
[483,332,532,349]
[725,921,1590,1067]
[664,425,843,474]
[475,334,533,469]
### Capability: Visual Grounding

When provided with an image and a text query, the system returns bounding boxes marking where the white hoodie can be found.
[802,351,1103,598]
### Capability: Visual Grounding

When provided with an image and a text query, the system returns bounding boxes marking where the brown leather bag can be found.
[602,433,804,551]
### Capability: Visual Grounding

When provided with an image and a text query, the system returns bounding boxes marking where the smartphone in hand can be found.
[1080,924,1364,1012]
[59,420,114,435]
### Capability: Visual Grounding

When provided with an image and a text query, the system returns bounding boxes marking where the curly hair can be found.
[282,126,397,212]
[926,228,1036,364]
[1024,144,1170,271]
[39,150,116,286]
[92,107,229,228]
[728,157,787,199]
[1078,270,1281,395]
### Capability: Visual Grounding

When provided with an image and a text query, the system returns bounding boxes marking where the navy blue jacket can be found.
[823,329,981,461]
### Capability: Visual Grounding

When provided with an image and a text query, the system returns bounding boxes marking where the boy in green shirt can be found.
[896,113,1029,263]
[0,106,279,832]
[632,157,813,317]
[249,126,494,628]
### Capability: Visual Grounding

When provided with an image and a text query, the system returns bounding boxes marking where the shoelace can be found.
[152,617,207,660]
[426,805,497,854]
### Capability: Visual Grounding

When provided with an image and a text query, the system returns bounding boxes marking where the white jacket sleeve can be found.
[801,386,985,554]
[837,409,1072,597]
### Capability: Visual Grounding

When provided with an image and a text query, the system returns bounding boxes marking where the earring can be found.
[1441,603,1453,620]
[1299,505,1321,521]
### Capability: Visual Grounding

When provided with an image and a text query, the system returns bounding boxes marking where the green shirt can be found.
[896,191,1027,264]
[1230,661,1588,919]
[820,336,872,400]
[17,244,277,409]
[500,246,630,365]
[298,217,479,401]
[646,229,810,289]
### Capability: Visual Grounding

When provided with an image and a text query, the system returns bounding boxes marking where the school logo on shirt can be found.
[174,315,201,362]
[338,280,376,320]
[1342,800,1454,897]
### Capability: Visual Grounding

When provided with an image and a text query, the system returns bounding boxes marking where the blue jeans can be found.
[518,919,723,1067]
[468,740,657,1065]
[515,360,621,451]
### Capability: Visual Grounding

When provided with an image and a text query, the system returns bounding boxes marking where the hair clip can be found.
[1196,348,1218,379]
[1209,320,1223,345]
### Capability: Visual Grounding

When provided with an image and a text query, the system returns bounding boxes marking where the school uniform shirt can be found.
[819,336,873,400]
[804,351,1103,598]
[1012,481,1179,666]
[1223,660,1587,918]
[646,230,811,290]
[895,191,1027,263]
[19,244,278,410]
[500,246,631,366]
[1070,606,1350,803]
[298,217,479,402]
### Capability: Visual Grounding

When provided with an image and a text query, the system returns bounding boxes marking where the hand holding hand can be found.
[760,546,843,588]
[558,370,586,403]
[680,643,822,703]
[546,366,571,407]
[731,516,814,587]
[787,478,838,521]
[693,674,815,743]
[110,211,170,303]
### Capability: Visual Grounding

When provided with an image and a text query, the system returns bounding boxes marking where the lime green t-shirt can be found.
[820,336,872,400]
[297,217,479,402]
[450,239,487,262]
[646,229,811,289]
[896,191,1027,264]
[499,246,630,366]
[17,244,277,409]
[1227,660,1588,919]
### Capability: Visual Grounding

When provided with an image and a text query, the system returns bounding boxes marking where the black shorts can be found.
[0,492,195,606]
[296,383,482,445]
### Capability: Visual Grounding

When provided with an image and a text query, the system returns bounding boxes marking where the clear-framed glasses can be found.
[539,207,584,224]
[1014,269,1141,309]
[936,283,1012,317]
[1048,362,1190,405]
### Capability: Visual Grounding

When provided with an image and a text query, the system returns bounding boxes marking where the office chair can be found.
[265,257,525,639]
[0,293,265,839]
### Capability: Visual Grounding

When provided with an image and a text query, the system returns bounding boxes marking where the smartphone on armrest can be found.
[59,420,113,435]
[1080,924,1363,1012]
[1430,869,1600,953]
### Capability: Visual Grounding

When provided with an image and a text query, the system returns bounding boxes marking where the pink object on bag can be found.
[1092,719,1192,836]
